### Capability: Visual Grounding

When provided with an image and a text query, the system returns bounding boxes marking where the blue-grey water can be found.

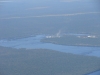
[0,35,100,75]
[0,0,100,75]
[0,35,100,57]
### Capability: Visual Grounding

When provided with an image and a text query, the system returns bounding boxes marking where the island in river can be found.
[0,0,100,75]
[41,33,100,47]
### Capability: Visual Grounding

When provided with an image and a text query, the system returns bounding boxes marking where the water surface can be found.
[0,35,100,58]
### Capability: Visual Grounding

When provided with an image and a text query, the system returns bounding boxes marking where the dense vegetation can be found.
[0,14,100,39]
[0,46,100,75]
[0,1,100,75]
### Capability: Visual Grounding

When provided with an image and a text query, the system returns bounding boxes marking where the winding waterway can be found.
[0,35,100,75]
[0,35,100,57]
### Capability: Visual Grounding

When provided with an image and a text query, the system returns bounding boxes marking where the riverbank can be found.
[86,70,100,75]
[0,35,100,57]
[0,35,100,75]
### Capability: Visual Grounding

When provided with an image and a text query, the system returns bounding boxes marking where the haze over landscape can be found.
[0,0,100,75]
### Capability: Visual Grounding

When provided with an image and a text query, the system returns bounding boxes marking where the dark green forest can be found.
[0,0,100,75]
[0,14,100,39]
[0,46,100,75]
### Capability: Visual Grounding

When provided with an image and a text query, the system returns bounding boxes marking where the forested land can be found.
[0,46,100,75]
[0,14,100,39]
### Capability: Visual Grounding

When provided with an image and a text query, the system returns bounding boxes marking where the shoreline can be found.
[0,35,100,58]
[41,41,100,48]
[85,70,100,75]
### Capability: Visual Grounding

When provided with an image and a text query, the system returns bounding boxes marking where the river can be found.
[0,35,100,57]
[0,35,100,75]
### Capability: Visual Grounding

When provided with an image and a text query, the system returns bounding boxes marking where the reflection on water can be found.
[0,35,100,58]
